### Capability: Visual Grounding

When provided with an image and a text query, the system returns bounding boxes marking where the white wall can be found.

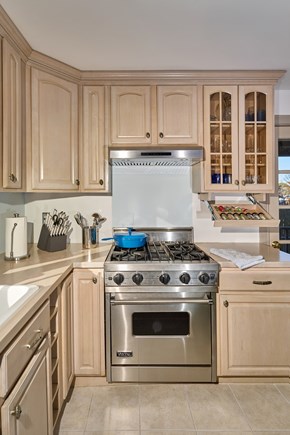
[275,90,290,115]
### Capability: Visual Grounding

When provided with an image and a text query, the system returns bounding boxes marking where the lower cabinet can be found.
[218,291,290,377]
[73,269,105,376]
[1,337,52,435]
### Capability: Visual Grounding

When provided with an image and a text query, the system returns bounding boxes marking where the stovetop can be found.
[108,241,211,263]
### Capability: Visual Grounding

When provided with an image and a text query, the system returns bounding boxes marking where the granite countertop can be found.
[197,242,290,269]
[0,242,112,353]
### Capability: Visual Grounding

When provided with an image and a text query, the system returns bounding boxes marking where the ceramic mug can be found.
[211,173,221,184]
[223,173,232,184]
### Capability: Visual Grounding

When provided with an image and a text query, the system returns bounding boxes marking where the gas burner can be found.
[110,246,147,262]
[165,242,210,262]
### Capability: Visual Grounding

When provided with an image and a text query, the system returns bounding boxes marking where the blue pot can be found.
[102,228,148,248]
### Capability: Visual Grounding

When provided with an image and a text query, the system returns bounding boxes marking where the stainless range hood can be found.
[109,146,203,166]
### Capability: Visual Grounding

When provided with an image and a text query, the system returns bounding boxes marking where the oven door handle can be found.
[111,299,213,305]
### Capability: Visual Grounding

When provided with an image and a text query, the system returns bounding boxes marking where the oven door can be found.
[109,291,213,366]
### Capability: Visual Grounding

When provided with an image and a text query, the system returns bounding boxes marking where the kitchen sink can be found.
[0,284,39,326]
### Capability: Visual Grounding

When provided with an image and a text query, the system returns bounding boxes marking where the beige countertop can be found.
[0,242,112,353]
[197,242,290,269]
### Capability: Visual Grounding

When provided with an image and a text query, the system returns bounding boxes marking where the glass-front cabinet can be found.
[203,85,274,192]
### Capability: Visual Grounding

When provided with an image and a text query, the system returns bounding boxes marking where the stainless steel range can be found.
[105,227,219,383]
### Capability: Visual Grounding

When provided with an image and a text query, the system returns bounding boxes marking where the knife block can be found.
[37,224,67,252]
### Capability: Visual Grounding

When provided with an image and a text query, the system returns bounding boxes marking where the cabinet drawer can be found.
[220,270,290,291]
[0,301,50,397]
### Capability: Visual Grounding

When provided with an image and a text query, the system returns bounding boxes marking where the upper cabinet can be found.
[81,86,109,191]
[2,39,24,190]
[110,85,198,146]
[203,85,274,193]
[29,68,79,191]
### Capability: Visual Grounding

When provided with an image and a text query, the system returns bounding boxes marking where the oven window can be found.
[132,312,190,336]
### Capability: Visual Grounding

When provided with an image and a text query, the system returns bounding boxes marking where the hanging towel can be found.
[209,248,265,270]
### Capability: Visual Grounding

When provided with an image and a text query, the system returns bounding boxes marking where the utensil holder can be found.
[37,224,67,252]
[82,226,99,249]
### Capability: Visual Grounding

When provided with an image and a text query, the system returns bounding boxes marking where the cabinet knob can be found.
[234,180,239,185]
[241,179,246,186]
[272,240,280,249]
[75,179,80,186]
[92,277,97,284]
[99,179,104,186]
[11,404,22,419]
[146,132,151,138]
[9,173,17,183]
[223,300,229,308]
[159,132,164,139]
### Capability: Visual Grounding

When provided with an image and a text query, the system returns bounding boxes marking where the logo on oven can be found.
[117,351,133,358]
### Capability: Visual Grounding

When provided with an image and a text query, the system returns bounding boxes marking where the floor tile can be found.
[186,384,251,431]
[85,432,139,435]
[231,383,290,430]
[58,432,84,435]
[139,384,194,430]
[197,432,251,435]
[141,432,196,435]
[59,387,95,431]
[275,383,290,403]
[85,385,140,431]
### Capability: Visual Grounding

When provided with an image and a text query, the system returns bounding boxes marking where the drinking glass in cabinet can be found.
[245,92,255,121]
[257,92,266,121]
[222,92,231,121]
[257,125,266,152]
[246,132,254,153]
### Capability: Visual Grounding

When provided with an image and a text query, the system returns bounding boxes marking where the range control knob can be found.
[179,272,191,285]
[113,273,124,285]
[132,273,143,285]
[199,273,210,285]
[159,273,170,285]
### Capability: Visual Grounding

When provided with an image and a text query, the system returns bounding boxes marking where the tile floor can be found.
[58,383,290,435]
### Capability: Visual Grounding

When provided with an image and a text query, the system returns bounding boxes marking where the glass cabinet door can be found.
[239,86,274,192]
[204,86,238,191]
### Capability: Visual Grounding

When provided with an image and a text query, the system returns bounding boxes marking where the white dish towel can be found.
[210,248,265,270]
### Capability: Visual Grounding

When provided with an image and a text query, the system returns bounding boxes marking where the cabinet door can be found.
[60,273,74,399]
[73,269,105,376]
[157,85,198,144]
[2,39,23,189]
[111,86,152,144]
[30,69,79,190]
[1,337,52,435]
[239,85,274,192]
[203,86,239,191]
[218,293,290,377]
[82,86,108,191]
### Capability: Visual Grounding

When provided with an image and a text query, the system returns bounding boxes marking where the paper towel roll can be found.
[5,216,28,260]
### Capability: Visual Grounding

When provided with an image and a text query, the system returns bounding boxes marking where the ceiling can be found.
[1,0,290,90]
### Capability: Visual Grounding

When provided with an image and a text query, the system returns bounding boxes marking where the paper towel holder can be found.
[4,213,30,261]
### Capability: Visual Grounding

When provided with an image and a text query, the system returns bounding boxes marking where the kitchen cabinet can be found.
[218,270,290,378]
[29,68,79,191]
[203,85,274,193]
[81,86,109,191]
[2,39,24,190]
[110,85,198,145]
[73,269,105,376]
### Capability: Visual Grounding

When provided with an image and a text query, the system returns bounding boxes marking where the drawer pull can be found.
[24,329,43,350]
[92,277,98,284]
[11,404,22,419]
[223,300,229,307]
[253,280,272,285]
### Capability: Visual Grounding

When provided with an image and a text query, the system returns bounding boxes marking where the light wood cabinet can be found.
[218,271,290,378]
[1,337,52,435]
[2,39,24,190]
[60,273,74,399]
[110,85,198,146]
[203,85,274,193]
[82,86,109,191]
[29,68,79,191]
[73,269,105,376]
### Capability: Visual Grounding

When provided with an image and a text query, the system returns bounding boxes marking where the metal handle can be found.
[241,179,246,186]
[272,241,280,249]
[92,277,98,284]
[75,179,80,186]
[234,180,239,185]
[11,404,22,419]
[24,329,43,350]
[9,173,17,183]
[253,280,272,285]
[9,223,18,259]
[112,299,213,305]
[99,179,104,186]
[159,132,164,138]
[146,132,150,138]
[223,300,229,307]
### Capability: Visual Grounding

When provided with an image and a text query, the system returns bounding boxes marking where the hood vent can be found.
[109,147,204,167]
